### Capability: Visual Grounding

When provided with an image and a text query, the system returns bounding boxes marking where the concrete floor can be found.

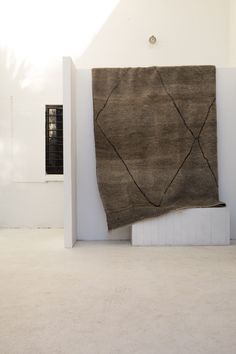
[0,229,236,354]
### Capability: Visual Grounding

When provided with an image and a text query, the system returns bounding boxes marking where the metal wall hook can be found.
[149,35,157,44]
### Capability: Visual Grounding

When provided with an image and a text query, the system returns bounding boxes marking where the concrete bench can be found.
[132,207,230,246]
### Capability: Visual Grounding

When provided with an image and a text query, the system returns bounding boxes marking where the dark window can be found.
[45,105,63,174]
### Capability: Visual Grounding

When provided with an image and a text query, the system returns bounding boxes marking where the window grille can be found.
[45,105,63,174]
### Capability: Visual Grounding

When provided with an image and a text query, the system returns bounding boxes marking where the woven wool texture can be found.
[92,66,224,230]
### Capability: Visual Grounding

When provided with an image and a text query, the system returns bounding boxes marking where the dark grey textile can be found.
[92,66,224,230]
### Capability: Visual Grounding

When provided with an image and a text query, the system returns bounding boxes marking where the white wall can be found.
[0,51,64,228]
[229,0,236,66]
[0,0,234,230]
[76,0,230,68]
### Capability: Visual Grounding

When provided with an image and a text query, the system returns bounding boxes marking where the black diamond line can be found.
[94,69,160,208]
[156,69,195,138]
[197,96,218,186]
[95,120,160,208]
[156,70,217,203]
[159,139,196,206]
[95,69,128,122]
[198,139,218,187]
[198,97,216,137]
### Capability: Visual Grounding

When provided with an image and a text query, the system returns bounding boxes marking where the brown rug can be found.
[92,66,224,230]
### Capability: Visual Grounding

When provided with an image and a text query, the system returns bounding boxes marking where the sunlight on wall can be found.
[0,0,119,90]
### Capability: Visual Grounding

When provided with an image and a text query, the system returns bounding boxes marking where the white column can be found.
[63,57,77,247]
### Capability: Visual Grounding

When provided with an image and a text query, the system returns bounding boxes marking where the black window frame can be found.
[45,105,63,175]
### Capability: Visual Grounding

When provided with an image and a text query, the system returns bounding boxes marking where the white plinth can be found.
[132,207,230,246]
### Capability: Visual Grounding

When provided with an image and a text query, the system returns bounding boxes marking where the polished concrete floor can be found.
[0,229,236,354]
